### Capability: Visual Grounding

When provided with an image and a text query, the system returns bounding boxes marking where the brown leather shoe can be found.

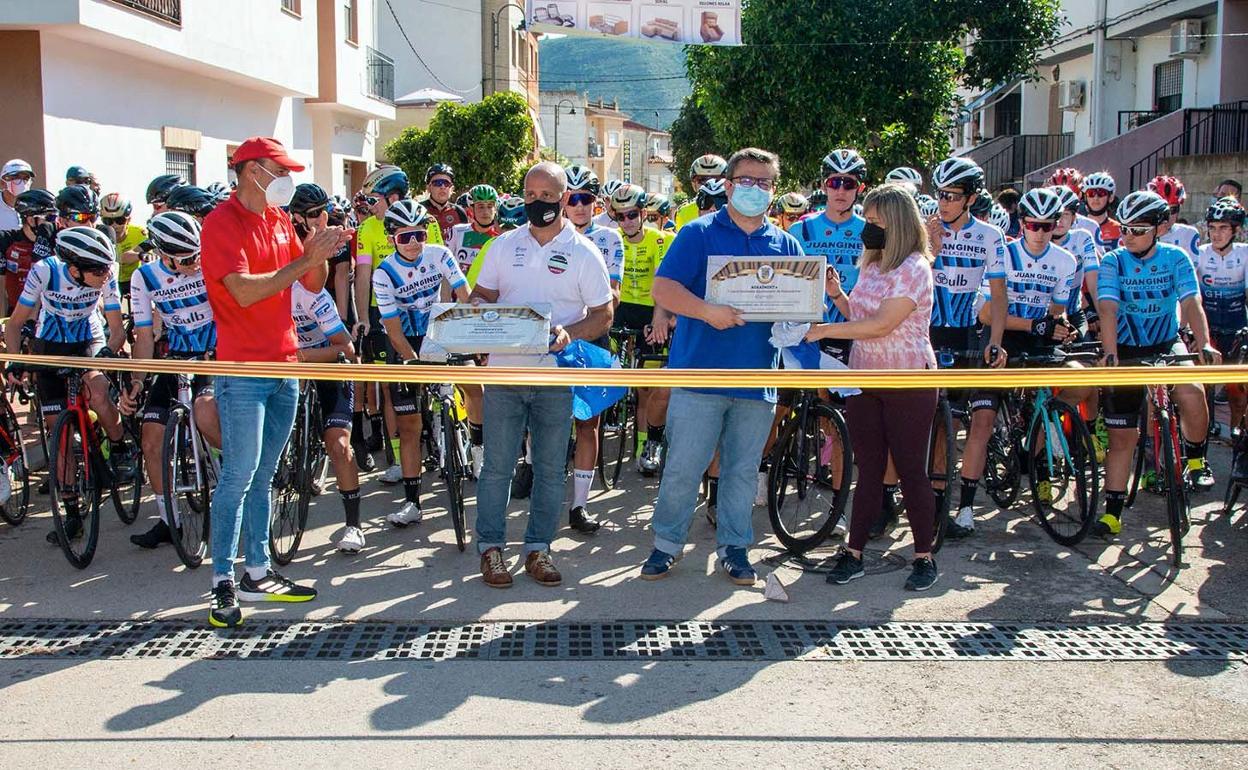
[480,547,513,589]
[524,550,562,586]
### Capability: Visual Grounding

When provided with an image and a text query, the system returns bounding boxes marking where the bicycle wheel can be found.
[596,394,630,490]
[48,409,101,569]
[1028,399,1099,546]
[984,407,1021,509]
[0,399,32,526]
[1125,409,1148,509]
[269,406,308,566]
[927,397,956,554]
[1158,408,1189,568]
[108,419,144,526]
[443,406,467,552]
[768,401,852,554]
[162,405,209,569]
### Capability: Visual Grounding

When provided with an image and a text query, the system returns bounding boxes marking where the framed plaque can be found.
[705,256,826,322]
[426,303,552,355]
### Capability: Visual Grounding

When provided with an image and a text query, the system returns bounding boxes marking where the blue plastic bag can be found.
[554,340,627,420]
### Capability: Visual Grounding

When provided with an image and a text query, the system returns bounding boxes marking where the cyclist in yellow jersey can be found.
[674,153,727,231]
[100,193,146,295]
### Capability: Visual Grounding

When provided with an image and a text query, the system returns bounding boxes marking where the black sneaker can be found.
[130,519,173,549]
[209,580,243,628]
[46,514,82,545]
[352,439,376,472]
[237,570,318,603]
[825,551,864,584]
[568,506,601,534]
[904,557,939,592]
[511,461,533,500]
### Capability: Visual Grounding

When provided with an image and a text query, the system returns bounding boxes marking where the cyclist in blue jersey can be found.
[1097,190,1220,537]
[120,212,222,550]
[292,281,364,552]
[1197,196,1248,429]
[953,188,1080,538]
[373,200,470,528]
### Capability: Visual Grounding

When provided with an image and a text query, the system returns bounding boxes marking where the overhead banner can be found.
[526,0,742,46]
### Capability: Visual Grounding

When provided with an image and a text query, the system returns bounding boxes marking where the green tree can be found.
[676,0,1062,186]
[669,96,728,193]
[384,91,536,193]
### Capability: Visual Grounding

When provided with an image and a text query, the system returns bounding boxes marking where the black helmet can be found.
[146,174,187,205]
[425,163,455,182]
[55,226,115,269]
[65,165,92,184]
[289,183,331,217]
[14,189,56,218]
[56,184,100,216]
[969,188,994,219]
[165,186,217,218]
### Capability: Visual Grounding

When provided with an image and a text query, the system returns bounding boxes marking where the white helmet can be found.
[147,211,202,258]
[1116,190,1170,226]
[931,157,984,193]
[55,226,115,268]
[602,179,624,198]
[1082,171,1116,197]
[821,149,867,180]
[690,154,727,178]
[885,167,924,187]
[917,195,938,219]
[1018,187,1063,221]
[988,204,1011,233]
[609,183,647,213]
[2,159,34,179]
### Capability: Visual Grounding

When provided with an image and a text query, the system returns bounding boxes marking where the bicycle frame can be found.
[1026,386,1076,481]
[169,373,220,499]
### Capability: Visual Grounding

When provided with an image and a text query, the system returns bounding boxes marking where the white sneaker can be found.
[954,505,975,530]
[0,461,12,506]
[832,509,850,539]
[337,526,365,552]
[754,471,768,507]
[380,464,403,485]
[386,502,423,527]
[471,444,484,479]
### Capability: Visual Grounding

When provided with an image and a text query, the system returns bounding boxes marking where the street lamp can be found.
[552,98,576,158]
[491,2,528,97]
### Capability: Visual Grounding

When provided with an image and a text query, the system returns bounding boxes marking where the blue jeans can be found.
[210,376,299,579]
[475,385,573,555]
[651,388,774,556]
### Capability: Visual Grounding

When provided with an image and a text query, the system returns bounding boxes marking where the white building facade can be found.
[0,0,395,221]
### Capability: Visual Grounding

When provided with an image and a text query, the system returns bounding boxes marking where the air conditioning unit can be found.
[1170,19,1204,58]
[1058,80,1086,111]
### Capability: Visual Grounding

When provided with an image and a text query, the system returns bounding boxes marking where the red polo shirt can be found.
[201,195,303,362]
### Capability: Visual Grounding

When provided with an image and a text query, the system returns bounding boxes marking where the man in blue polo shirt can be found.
[640,147,804,586]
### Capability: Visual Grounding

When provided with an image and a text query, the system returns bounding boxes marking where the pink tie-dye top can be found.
[847,253,937,371]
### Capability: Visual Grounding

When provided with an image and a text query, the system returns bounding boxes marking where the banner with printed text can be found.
[526,0,742,46]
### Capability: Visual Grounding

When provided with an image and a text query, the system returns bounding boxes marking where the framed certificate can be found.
[426,303,552,355]
[705,256,826,321]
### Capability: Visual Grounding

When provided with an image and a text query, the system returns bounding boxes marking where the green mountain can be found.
[538,36,690,130]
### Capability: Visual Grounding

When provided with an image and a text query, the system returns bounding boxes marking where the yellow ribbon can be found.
[0,352,1244,389]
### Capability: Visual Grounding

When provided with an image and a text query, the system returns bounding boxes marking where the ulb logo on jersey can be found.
[547,254,568,275]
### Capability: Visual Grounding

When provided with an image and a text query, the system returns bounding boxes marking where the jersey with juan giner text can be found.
[618,226,669,307]
[18,256,120,343]
[1097,243,1198,347]
[580,222,624,284]
[789,212,864,322]
[292,282,348,350]
[1196,242,1248,333]
[999,240,1078,322]
[1160,222,1201,264]
[130,259,216,354]
[447,222,500,277]
[372,243,467,338]
[930,217,1006,328]
[1053,227,1098,313]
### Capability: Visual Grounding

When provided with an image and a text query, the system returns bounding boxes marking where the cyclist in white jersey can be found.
[1049,185,1099,320]
[292,281,365,552]
[1073,171,1122,256]
[1197,197,1248,430]
[593,179,623,229]
[1149,175,1201,263]
[447,184,502,278]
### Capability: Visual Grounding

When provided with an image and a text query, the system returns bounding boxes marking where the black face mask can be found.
[861,222,887,250]
[525,198,562,227]
[293,219,309,240]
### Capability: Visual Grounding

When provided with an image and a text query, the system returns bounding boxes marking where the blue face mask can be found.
[730,184,772,218]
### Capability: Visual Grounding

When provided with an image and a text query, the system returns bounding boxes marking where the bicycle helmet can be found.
[288,183,331,217]
[566,165,600,195]
[1047,167,1084,195]
[988,204,1012,233]
[695,178,728,211]
[690,154,727,179]
[1116,190,1171,226]
[645,194,672,216]
[1048,185,1080,213]
[165,185,217,218]
[147,211,202,258]
[205,182,231,204]
[99,192,132,220]
[885,167,924,188]
[383,199,429,233]
[14,189,56,218]
[931,157,984,193]
[468,184,498,203]
[777,191,809,215]
[609,183,647,213]
[55,226,114,269]
[602,179,624,199]
[1018,187,1062,221]
[146,174,186,205]
[56,184,99,216]
[1147,175,1186,207]
[969,188,993,219]
[65,165,92,184]
[498,199,526,227]
[1082,171,1116,197]
[821,149,867,181]
[1205,196,1246,227]
[808,189,828,209]
[918,195,939,219]
[362,165,410,198]
[425,163,455,182]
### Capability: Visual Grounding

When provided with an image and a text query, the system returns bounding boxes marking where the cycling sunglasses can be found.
[428,178,453,189]
[1121,224,1155,237]
[823,176,859,191]
[63,212,96,224]
[172,253,201,267]
[1022,220,1055,232]
[80,265,110,276]
[1084,188,1111,198]
[567,192,596,207]
[936,190,967,202]
[362,195,381,207]
[102,216,127,226]
[394,229,428,245]
[618,210,642,221]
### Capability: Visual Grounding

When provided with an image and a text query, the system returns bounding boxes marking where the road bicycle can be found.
[0,386,33,526]
[269,379,326,566]
[411,355,476,552]
[160,368,220,569]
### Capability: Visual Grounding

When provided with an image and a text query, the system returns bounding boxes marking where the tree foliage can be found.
[675,0,1062,187]
[384,91,536,193]
[669,96,728,193]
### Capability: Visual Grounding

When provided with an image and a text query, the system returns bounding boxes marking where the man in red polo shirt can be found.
[201,136,350,628]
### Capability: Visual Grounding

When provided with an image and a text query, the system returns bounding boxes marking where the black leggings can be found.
[846,388,938,553]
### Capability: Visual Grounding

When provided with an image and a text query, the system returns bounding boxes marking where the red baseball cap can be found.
[230,137,305,172]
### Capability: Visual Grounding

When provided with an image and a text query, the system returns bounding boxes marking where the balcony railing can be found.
[365,46,394,104]
[1118,110,1168,135]
[963,133,1073,191]
[108,0,181,25]
[1128,101,1248,190]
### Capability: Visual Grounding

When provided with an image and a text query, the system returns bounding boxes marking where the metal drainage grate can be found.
[1,620,1246,662]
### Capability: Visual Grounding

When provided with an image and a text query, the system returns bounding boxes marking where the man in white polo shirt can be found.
[469,161,613,588]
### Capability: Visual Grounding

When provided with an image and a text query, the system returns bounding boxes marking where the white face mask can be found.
[255,164,296,207]
[4,178,31,196]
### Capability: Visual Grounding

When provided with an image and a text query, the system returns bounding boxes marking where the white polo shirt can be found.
[0,197,19,231]
[476,219,612,367]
